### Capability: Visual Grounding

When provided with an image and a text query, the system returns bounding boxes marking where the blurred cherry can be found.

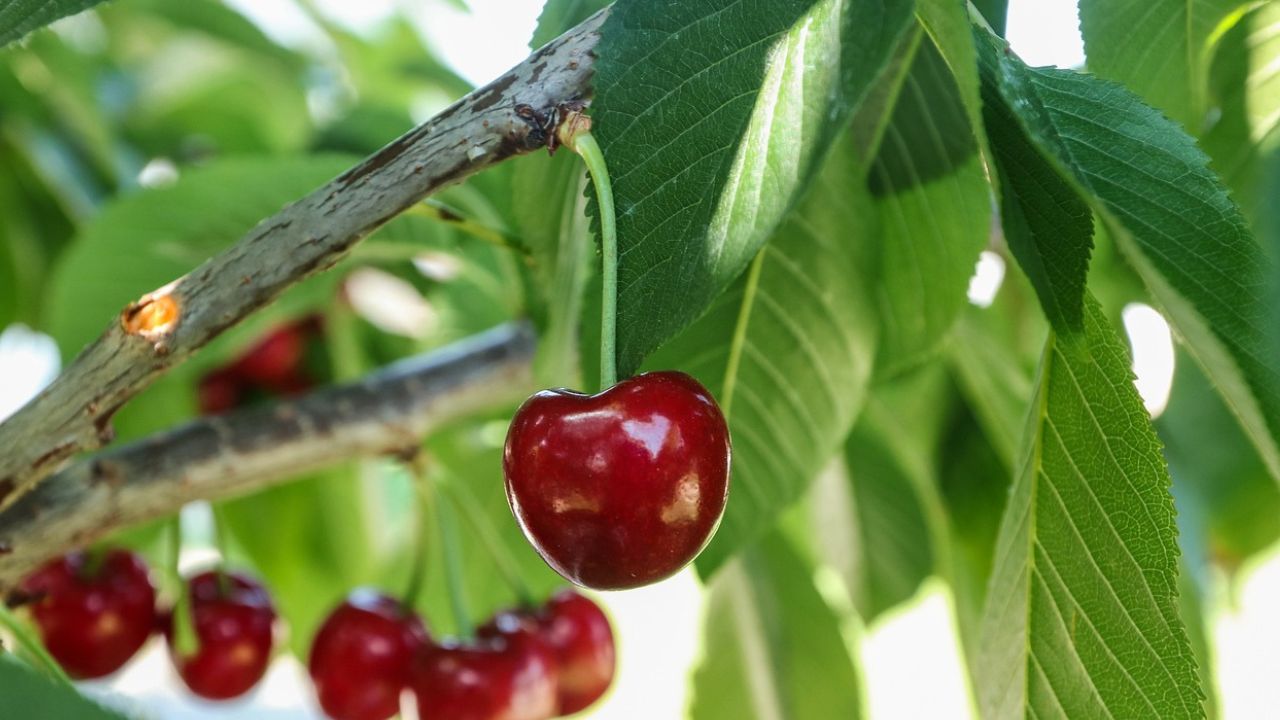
[20,549,156,679]
[165,570,276,701]
[540,590,615,714]
[309,590,429,720]
[412,614,558,720]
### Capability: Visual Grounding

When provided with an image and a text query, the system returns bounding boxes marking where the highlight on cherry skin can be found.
[503,370,731,590]
[19,549,158,680]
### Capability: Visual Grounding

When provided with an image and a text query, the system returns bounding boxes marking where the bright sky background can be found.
[3,0,1277,718]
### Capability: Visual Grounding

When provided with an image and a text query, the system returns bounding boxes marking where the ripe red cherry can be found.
[232,323,309,389]
[411,618,558,720]
[309,590,429,720]
[19,549,156,679]
[503,371,731,589]
[165,571,276,700]
[540,590,615,714]
[197,368,245,415]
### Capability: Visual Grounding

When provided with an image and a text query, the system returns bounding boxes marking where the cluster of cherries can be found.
[312,587,614,720]
[19,550,277,699]
[18,549,615,719]
[18,297,734,714]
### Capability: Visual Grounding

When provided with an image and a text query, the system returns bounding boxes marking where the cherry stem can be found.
[168,515,198,658]
[406,456,474,640]
[210,504,233,597]
[79,544,107,579]
[440,475,535,608]
[402,458,432,612]
[0,604,73,687]
[560,114,618,390]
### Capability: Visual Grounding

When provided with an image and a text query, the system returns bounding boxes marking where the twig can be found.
[0,9,606,510]
[0,324,537,594]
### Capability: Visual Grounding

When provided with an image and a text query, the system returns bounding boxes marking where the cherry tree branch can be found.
[0,9,606,510]
[0,324,536,594]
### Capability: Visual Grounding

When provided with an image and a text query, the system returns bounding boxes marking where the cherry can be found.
[540,590,615,714]
[309,590,429,720]
[411,618,558,720]
[164,570,276,701]
[503,371,731,589]
[197,368,245,416]
[232,323,308,389]
[19,549,156,679]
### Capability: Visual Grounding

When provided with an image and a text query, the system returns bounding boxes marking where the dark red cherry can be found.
[503,371,731,589]
[232,323,308,388]
[19,549,156,679]
[411,621,558,720]
[540,590,615,714]
[197,368,245,415]
[309,590,429,720]
[165,571,276,701]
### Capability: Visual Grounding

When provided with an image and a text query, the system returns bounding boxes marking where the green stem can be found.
[436,490,474,640]
[441,476,535,608]
[0,605,73,687]
[402,464,432,612]
[564,127,618,390]
[210,504,233,596]
[407,201,531,256]
[168,516,198,657]
[407,459,473,639]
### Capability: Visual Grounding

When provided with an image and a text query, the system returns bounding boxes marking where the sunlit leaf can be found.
[0,0,106,47]
[1078,0,1246,130]
[976,28,1280,485]
[869,28,991,374]
[976,299,1203,719]
[594,0,914,375]
[689,531,861,720]
[649,127,878,576]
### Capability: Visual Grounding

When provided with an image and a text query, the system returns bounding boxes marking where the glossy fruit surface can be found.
[20,549,156,679]
[165,571,276,700]
[309,590,429,720]
[540,590,615,714]
[503,371,731,589]
[411,621,558,720]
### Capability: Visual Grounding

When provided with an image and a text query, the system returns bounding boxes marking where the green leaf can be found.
[594,0,914,376]
[0,653,129,719]
[47,155,357,358]
[948,302,1041,471]
[837,366,952,621]
[530,0,609,49]
[1201,3,1280,217]
[512,151,592,386]
[868,28,991,374]
[649,128,878,577]
[976,29,1280,484]
[1160,353,1280,571]
[689,531,862,720]
[975,299,1203,719]
[969,0,1007,36]
[0,0,105,47]
[1078,0,1246,130]
[979,66,1093,332]
[916,0,989,163]
[938,400,1011,653]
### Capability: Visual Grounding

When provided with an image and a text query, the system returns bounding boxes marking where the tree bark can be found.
[0,324,536,595]
[0,9,606,510]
